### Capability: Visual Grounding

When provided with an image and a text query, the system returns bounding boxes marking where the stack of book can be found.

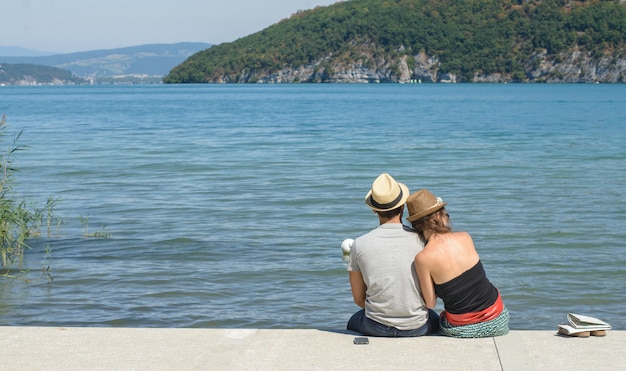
[557,313,611,337]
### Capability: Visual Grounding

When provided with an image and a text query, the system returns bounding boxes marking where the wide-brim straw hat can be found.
[406,189,447,222]
[365,173,410,212]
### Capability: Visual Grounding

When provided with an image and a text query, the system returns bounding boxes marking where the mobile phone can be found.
[353,337,369,345]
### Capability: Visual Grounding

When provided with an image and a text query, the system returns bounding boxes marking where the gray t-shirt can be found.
[347,223,427,330]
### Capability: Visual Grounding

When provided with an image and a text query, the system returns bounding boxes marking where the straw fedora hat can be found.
[365,173,410,212]
[406,189,447,222]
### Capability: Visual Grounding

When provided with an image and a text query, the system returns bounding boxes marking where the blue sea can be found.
[0,84,624,331]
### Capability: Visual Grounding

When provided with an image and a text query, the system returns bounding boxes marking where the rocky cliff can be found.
[212,48,625,84]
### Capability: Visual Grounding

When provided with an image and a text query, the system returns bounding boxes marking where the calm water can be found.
[0,84,624,331]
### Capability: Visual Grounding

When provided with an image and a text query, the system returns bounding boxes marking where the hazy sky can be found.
[2,0,340,53]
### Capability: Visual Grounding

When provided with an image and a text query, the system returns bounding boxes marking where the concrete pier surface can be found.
[0,327,623,370]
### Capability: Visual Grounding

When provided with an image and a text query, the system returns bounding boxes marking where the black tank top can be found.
[433,260,498,314]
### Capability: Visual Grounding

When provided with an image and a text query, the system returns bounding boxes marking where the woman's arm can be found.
[349,271,367,308]
[415,253,437,309]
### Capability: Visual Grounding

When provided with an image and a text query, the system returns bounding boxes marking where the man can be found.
[347,173,439,337]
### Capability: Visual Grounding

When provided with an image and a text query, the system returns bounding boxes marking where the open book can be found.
[557,313,611,336]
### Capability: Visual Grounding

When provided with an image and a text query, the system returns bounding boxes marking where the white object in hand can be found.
[341,238,354,254]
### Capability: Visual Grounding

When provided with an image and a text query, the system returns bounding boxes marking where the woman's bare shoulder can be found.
[451,231,480,261]
[452,231,473,243]
[417,238,447,262]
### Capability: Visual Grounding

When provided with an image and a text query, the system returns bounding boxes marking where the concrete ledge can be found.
[0,327,623,370]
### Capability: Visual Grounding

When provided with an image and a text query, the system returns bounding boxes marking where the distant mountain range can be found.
[0,42,212,80]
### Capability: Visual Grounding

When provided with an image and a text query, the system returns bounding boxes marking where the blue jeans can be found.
[347,309,440,337]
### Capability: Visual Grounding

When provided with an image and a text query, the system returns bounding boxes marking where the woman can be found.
[406,189,509,338]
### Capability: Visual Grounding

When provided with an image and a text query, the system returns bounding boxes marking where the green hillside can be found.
[164,0,626,83]
[0,63,85,85]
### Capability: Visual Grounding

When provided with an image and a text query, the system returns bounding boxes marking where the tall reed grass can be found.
[0,114,59,275]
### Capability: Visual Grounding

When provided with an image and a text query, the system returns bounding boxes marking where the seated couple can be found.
[346,173,509,338]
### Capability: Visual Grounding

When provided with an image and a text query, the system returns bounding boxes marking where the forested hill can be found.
[0,63,85,85]
[164,0,626,84]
